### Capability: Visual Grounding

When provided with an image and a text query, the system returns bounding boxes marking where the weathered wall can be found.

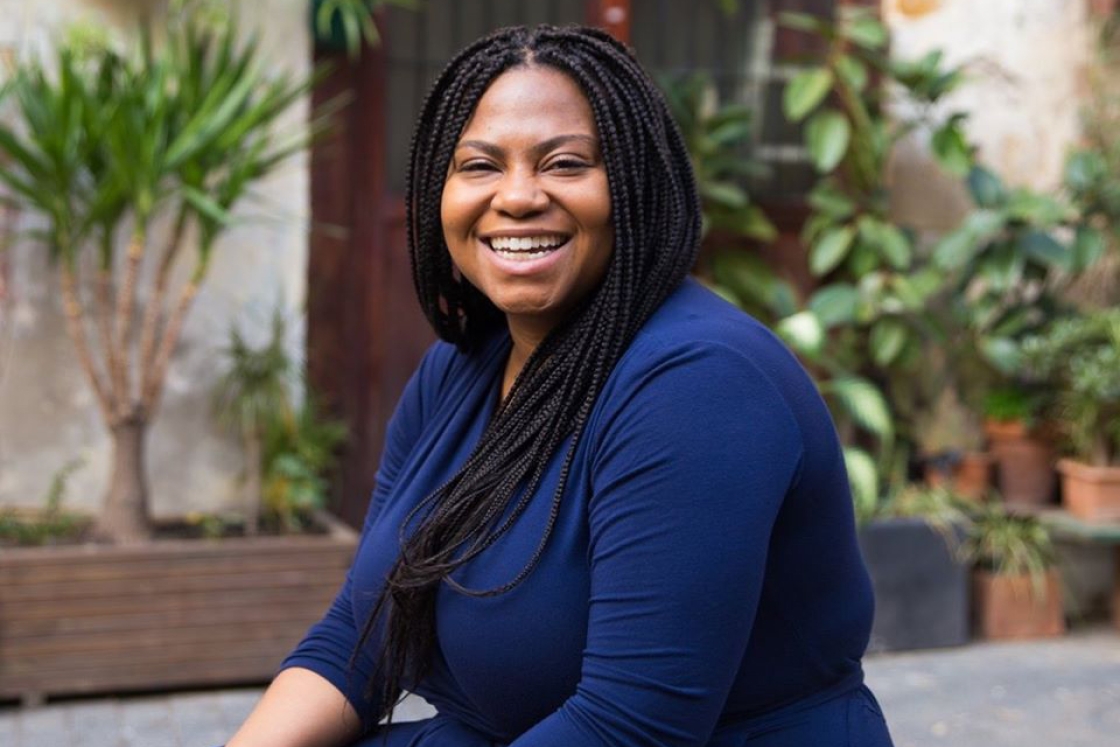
[884,0,1092,230]
[0,0,310,519]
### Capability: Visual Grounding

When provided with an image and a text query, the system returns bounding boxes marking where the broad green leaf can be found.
[844,447,880,520]
[967,166,1006,209]
[810,225,856,276]
[930,120,972,177]
[805,109,851,172]
[1064,149,1106,194]
[980,337,1022,376]
[877,223,912,270]
[870,317,908,367]
[848,242,880,279]
[700,180,748,210]
[809,284,859,328]
[1016,229,1068,270]
[843,17,888,50]
[1005,189,1068,226]
[826,376,894,440]
[783,67,833,122]
[777,310,825,357]
[981,244,1024,291]
[807,183,856,219]
[834,54,868,93]
[778,12,829,34]
[1072,224,1106,272]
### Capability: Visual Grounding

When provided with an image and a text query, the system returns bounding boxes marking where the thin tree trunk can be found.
[96,268,125,415]
[113,229,146,407]
[143,279,199,414]
[245,431,262,536]
[94,416,151,543]
[60,265,115,425]
[139,211,188,389]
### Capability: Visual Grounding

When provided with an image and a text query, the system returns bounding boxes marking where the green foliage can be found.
[263,395,348,532]
[0,460,90,546]
[214,310,347,532]
[312,0,421,58]
[770,9,977,505]
[660,72,790,324]
[1020,310,1120,466]
[960,501,1055,586]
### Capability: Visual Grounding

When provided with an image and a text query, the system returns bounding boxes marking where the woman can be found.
[227,24,893,747]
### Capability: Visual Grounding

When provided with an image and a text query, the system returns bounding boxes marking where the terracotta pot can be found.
[984,419,1057,507]
[1057,458,1120,522]
[972,569,1065,640]
[925,451,993,500]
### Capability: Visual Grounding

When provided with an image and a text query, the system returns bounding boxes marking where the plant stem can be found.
[113,227,147,416]
[60,263,115,425]
[139,208,188,397]
[143,278,199,414]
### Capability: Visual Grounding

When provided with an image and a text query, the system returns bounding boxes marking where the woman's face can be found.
[441,66,614,343]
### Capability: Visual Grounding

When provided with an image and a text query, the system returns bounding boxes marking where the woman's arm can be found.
[511,342,805,746]
[226,668,362,747]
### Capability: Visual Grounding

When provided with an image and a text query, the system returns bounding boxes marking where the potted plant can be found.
[931,160,1102,507]
[1020,310,1120,521]
[981,386,1057,507]
[961,500,1065,639]
[0,3,356,706]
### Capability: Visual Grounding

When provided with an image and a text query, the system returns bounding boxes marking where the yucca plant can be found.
[214,309,346,535]
[0,1,322,541]
[311,0,422,58]
[213,311,295,536]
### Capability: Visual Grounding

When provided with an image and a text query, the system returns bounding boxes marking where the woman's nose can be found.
[491,170,548,216]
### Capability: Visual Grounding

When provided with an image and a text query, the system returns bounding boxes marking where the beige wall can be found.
[0,0,310,518]
[884,0,1092,230]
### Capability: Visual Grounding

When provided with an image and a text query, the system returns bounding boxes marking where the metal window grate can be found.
[381,0,832,200]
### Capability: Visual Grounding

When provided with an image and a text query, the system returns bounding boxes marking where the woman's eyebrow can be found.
[454,134,599,159]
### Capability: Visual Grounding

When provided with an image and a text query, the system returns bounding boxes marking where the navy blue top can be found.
[282,278,876,746]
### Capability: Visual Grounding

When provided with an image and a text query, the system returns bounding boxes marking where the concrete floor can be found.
[1,628,1117,746]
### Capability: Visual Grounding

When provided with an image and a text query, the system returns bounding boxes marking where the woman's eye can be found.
[460,161,497,173]
[549,158,590,172]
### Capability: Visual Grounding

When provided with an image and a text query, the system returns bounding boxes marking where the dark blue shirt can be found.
[282,278,875,745]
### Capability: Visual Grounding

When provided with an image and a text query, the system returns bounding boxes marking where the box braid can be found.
[353,24,701,727]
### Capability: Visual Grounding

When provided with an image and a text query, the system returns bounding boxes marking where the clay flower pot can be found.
[972,568,1065,640]
[984,419,1056,508]
[1057,458,1120,522]
[925,451,993,500]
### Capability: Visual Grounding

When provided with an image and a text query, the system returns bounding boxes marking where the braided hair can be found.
[355,24,701,726]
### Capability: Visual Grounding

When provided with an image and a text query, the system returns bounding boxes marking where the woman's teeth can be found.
[488,235,567,259]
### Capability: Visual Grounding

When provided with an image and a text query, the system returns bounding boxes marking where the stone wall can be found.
[884,0,1092,230]
[0,0,310,518]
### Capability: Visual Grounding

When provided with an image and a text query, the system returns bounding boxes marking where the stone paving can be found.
[1,628,1117,746]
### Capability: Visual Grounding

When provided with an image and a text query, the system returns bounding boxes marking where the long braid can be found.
[354,25,701,726]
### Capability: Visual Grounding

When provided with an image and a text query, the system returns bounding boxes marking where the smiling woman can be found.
[441,67,614,389]
[225,24,894,747]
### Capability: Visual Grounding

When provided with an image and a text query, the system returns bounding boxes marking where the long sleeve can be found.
[509,341,805,747]
[279,342,450,727]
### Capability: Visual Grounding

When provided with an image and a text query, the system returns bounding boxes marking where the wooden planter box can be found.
[0,512,357,705]
[972,569,1065,640]
[1057,458,1120,522]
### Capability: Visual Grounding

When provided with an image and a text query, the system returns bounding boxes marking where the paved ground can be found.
[1,628,1117,746]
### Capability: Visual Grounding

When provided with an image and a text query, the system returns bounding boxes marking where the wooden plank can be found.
[2,601,332,638]
[2,621,314,658]
[2,585,338,622]
[1,565,347,601]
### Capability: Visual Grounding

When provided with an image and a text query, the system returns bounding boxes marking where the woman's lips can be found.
[481,235,572,275]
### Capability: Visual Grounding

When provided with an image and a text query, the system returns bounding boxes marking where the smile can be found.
[485,234,570,260]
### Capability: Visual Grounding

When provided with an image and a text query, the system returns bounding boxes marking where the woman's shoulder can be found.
[621,277,804,379]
